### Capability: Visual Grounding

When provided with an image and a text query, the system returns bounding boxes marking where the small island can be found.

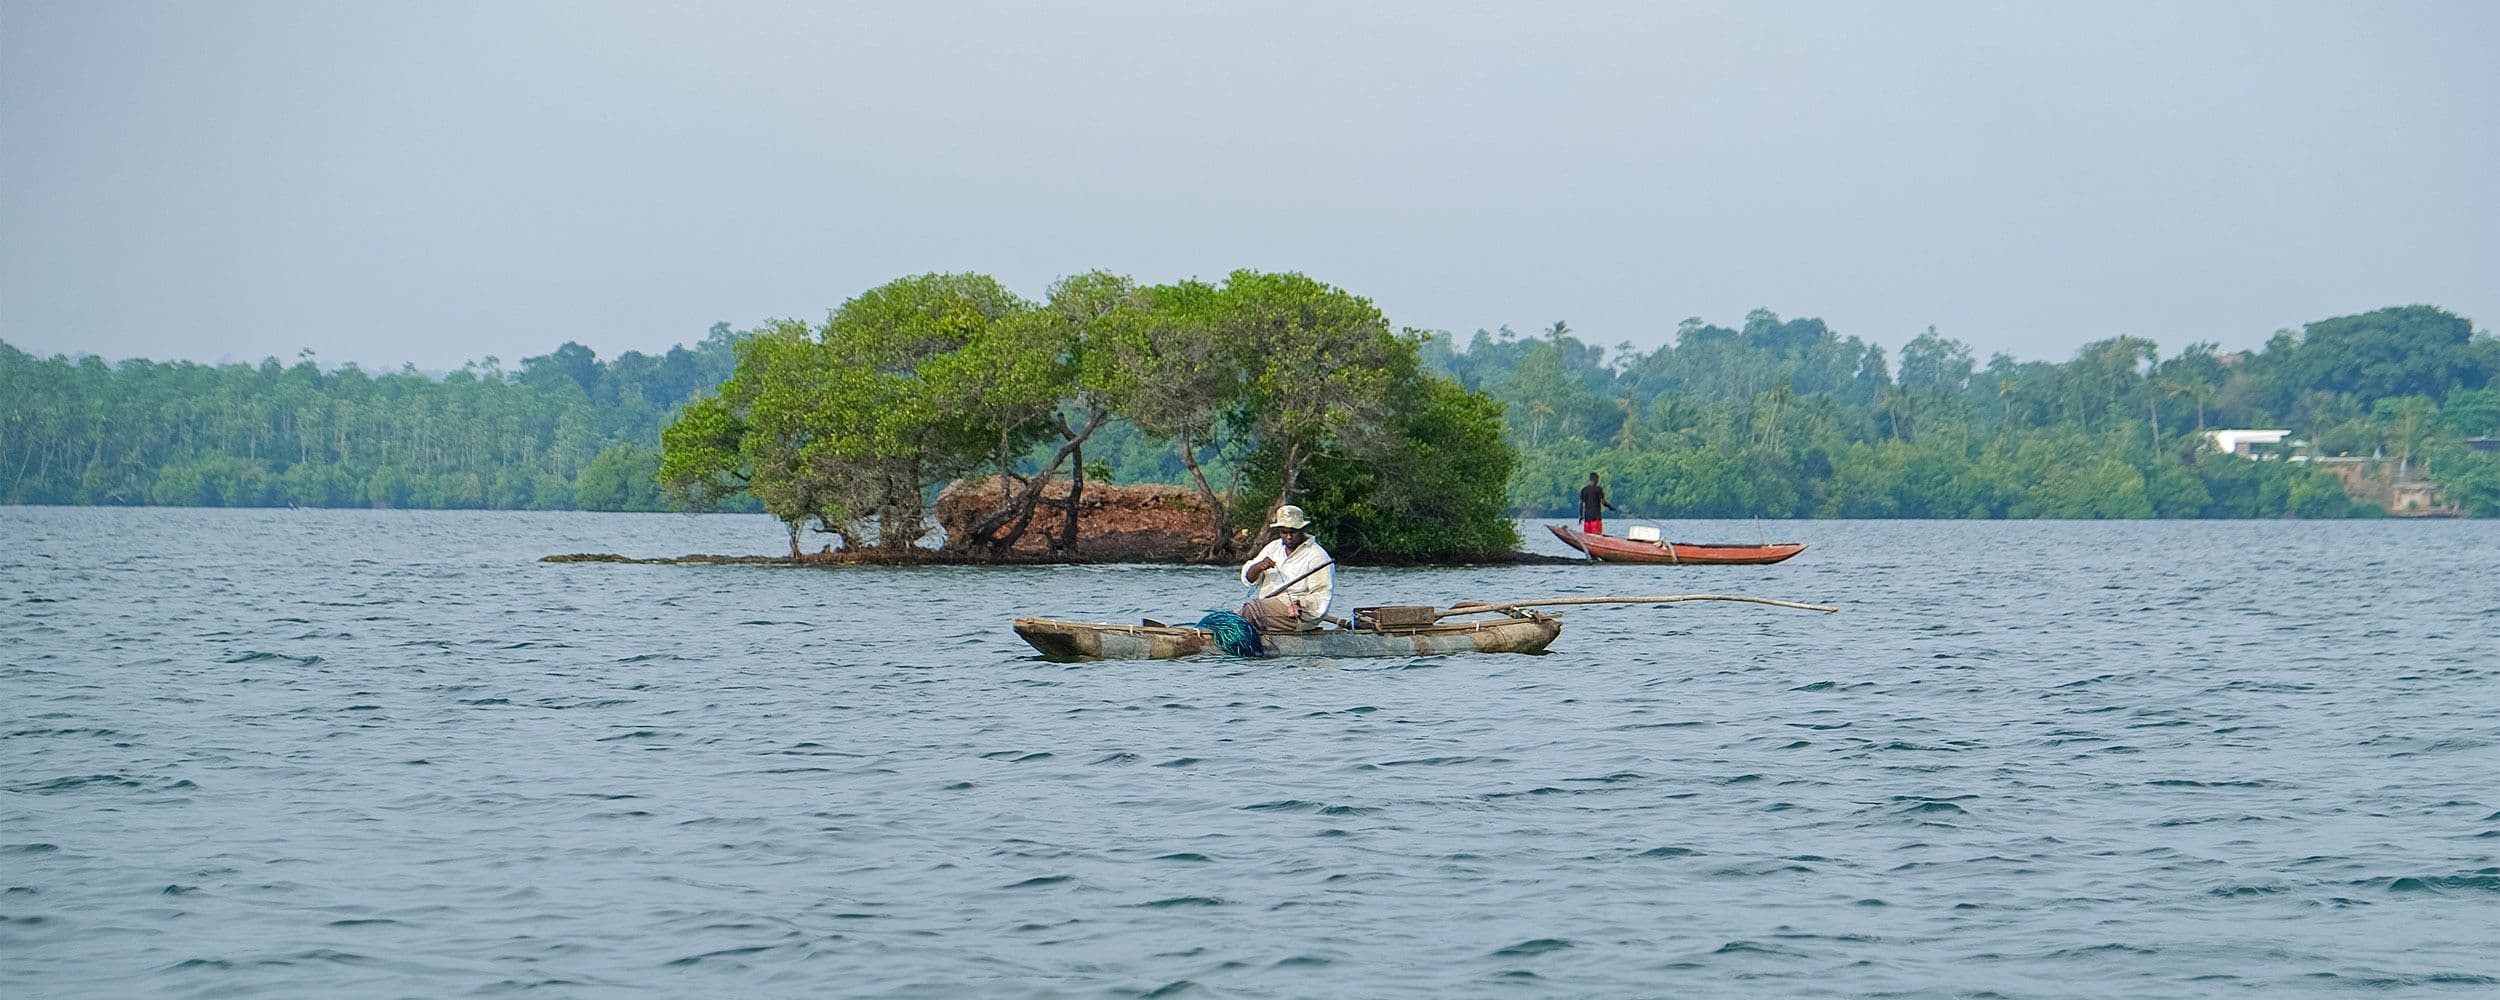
[641,270,1528,565]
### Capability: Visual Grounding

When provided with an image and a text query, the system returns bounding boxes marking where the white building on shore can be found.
[2203,429,2291,458]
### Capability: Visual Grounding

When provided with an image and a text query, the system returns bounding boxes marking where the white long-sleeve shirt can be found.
[1241,537,1333,618]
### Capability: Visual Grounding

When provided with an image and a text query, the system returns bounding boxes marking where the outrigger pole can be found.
[1437,593,1839,619]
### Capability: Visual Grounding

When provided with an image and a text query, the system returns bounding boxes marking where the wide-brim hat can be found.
[1269,504,1310,530]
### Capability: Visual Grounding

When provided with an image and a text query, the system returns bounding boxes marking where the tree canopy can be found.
[1,328,748,510]
[654,269,1521,558]
[1462,304,2497,518]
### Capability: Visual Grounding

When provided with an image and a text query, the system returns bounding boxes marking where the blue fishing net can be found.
[1196,610,1265,657]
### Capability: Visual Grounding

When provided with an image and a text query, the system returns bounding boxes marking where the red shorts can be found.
[1582,519,1603,535]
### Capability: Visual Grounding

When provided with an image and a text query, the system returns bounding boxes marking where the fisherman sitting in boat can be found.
[1238,504,1333,633]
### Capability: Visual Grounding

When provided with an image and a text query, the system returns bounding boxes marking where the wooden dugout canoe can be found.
[1547,523,1807,565]
[1011,614,1562,661]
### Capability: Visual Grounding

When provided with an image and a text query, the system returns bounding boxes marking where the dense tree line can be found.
[0,327,749,511]
[1423,306,2500,518]
[8,290,2494,535]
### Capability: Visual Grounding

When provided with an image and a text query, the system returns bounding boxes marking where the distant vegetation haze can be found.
[6,279,2497,546]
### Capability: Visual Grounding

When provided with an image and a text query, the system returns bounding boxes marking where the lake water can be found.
[4,507,2497,998]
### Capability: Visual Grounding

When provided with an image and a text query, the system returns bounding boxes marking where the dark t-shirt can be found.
[1579,482,1608,520]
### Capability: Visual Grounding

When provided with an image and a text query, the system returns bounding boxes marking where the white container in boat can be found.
[1627,525,1661,542]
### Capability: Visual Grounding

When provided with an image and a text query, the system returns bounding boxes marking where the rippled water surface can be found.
[5,507,2497,998]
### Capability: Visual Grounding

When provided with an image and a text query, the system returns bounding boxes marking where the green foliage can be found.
[655,393,751,512]
[1896,327,1976,392]
[1424,302,2492,520]
[1243,372,1520,559]
[0,330,748,509]
[2143,464,2213,518]
[575,444,663,512]
[2013,455,2153,519]
[1209,270,1413,514]
[2428,450,2500,516]
[1196,273,1535,557]
[2247,306,2498,413]
[652,276,1068,549]
[653,268,1521,559]
[2440,389,2500,438]
[10,286,2494,532]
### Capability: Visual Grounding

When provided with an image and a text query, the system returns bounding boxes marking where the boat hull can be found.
[1547,524,1806,565]
[1012,615,1562,661]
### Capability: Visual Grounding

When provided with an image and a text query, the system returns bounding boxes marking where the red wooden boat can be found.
[1547,523,1807,565]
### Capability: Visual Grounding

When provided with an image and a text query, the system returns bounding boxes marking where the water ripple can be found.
[4,509,2498,997]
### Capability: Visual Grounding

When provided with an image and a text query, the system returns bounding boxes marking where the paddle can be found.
[1258,558,1335,600]
[1209,556,1335,622]
[1436,593,1838,620]
[1141,554,1332,631]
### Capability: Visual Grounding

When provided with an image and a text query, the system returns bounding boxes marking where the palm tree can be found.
[1526,398,1556,448]
[1612,397,1643,450]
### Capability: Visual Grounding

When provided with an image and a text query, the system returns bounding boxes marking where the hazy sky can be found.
[4,1,2494,372]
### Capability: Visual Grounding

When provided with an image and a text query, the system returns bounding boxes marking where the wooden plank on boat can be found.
[1353,605,1438,628]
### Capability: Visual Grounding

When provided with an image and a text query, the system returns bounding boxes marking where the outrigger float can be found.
[1012,593,1838,661]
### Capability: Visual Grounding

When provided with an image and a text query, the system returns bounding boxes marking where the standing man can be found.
[1579,472,1620,535]
[1239,504,1333,633]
